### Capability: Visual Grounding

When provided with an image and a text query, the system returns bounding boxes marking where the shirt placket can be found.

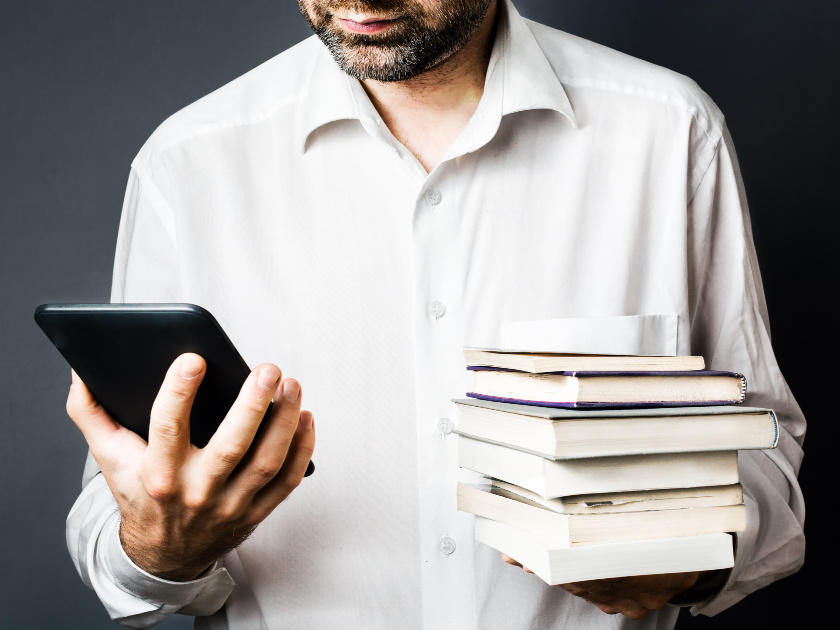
[411,166,476,629]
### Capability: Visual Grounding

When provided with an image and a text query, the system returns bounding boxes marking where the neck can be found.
[362,0,498,172]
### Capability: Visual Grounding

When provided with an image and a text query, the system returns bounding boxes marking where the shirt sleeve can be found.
[64,167,236,628]
[684,125,806,616]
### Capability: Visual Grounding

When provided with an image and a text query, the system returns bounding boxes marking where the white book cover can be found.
[474,516,734,585]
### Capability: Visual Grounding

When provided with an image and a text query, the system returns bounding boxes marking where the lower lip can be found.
[337,18,397,34]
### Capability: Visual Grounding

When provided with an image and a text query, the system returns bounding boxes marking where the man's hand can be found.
[66,353,315,581]
[502,554,703,619]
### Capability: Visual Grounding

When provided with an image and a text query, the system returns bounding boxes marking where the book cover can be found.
[466,367,747,408]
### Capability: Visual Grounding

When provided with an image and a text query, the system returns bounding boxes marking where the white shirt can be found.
[66,1,805,628]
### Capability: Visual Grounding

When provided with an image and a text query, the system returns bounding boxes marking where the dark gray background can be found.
[1,1,835,628]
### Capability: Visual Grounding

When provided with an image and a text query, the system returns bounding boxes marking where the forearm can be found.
[688,441,805,616]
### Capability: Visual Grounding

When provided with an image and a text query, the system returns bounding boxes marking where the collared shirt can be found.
[66,1,805,628]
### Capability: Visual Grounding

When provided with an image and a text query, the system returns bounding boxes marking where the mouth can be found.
[336,16,401,35]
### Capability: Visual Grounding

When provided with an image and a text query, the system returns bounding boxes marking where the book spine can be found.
[465,392,744,409]
[769,409,779,448]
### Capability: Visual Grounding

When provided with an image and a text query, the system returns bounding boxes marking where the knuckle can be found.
[66,390,97,420]
[243,397,269,417]
[153,388,194,418]
[280,472,303,496]
[182,488,212,512]
[216,500,244,524]
[142,475,177,502]
[167,379,196,399]
[65,393,79,418]
[295,442,316,461]
[250,458,281,482]
[276,412,298,432]
[151,417,187,441]
[216,442,248,467]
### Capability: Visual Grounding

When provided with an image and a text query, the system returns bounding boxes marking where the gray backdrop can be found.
[1,1,835,628]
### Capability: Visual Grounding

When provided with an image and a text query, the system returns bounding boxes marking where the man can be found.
[65,0,806,628]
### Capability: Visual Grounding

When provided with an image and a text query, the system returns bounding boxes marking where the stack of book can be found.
[455,349,778,585]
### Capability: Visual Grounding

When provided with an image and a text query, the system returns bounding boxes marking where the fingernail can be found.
[299,411,313,429]
[283,379,300,403]
[257,367,280,390]
[179,356,203,379]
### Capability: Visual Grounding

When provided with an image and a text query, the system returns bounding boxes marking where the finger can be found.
[228,378,303,496]
[66,370,134,466]
[568,579,617,598]
[502,554,522,567]
[146,353,205,473]
[592,587,675,612]
[589,574,694,611]
[591,598,648,620]
[562,583,650,620]
[249,409,316,519]
[564,581,664,613]
[501,554,535,573]
[594,604,618,615]
[201,364,282,481]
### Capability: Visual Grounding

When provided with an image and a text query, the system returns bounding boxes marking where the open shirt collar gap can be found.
[299,0,578,159]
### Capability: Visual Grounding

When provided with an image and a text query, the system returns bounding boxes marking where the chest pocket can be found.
[500,314,678,356]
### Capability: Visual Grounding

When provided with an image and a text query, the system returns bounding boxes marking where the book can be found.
[473,516,735,585]
[468,367,746,408]
[458,435,740,498]
[499,314,679,357]
[490,480,744,514]
[454,398,777,458]
[457,483,746,546]
[463,348,705,373]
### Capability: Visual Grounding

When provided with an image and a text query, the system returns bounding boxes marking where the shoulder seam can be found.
[133,95,304,177]
[559,79,722,144]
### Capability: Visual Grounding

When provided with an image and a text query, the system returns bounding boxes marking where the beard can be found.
[298,0,493,82]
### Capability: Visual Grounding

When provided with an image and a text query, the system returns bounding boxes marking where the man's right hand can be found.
[66,353,315,581]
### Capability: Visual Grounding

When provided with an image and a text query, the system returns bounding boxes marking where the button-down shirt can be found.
[66,1,805,628]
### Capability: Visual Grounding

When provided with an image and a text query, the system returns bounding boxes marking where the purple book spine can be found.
[465,393,741,409]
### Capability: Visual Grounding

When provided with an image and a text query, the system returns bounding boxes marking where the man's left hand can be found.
[502,554,703,619]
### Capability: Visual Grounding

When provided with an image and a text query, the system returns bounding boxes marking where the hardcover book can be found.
[463,348,705,373]
[467,367,746,408]
[453,398,777,458]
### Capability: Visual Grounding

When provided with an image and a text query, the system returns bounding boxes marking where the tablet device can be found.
[35,303,314,476]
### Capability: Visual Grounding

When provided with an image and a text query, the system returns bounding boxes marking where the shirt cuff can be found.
[93,510,235,628]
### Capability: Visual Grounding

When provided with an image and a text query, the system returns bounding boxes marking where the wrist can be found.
[118,519,213,582]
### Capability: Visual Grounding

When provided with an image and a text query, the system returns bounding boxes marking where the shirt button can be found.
[439,537,456,556]
[437,417,454,435]
[428,301,446,319]
[426,187,442,205]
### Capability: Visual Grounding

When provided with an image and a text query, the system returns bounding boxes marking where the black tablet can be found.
[35,303,314,476]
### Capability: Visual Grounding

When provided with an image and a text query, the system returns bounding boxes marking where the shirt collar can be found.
[299,0,578,154]
[497,0,577,125]
[298,44,361,153]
